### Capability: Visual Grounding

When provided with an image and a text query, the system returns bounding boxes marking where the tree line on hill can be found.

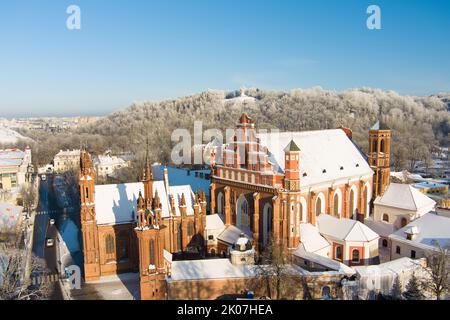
[11,87,450,177]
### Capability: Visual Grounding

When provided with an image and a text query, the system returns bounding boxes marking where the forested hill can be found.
[24,87,450,171]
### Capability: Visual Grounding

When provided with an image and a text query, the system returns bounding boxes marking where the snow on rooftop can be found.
[317,214,379,242]
[168,259,259,281]
[374,183,436,211]
[299,223,330,253]
[364,218,395,238]
[169,185,195,216]
[0,202,23,228]
[293,246,355,275]
[205,214,225,230]
[257,129,373,188]
[218,225,253,245]
[354,257,422,276]
[389,212,450,250]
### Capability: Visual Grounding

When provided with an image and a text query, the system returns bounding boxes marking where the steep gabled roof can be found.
[317,214,379,242]
[257,129,373,188]
[374,183,436,211]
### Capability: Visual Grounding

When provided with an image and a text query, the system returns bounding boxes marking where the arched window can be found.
[349,189,355,218]
[188,221,194,236]
[382,214,389,222]
[322,286,331,300]
[237,195,249,228]
[105,234,115,255]
[177,223,182,251]
[396,246,401,254]
[372,140,378,153]
[217,192,224,215]
[335,246,342,260]
[362,187,368,216]
[380,139,385,153]
[149,239,155,266]
[382,239,388,247]
[333,193,339,217]
[352,249,360,263]
[210,249,216,256]
[315,197,322,216]
[401,217,408,228]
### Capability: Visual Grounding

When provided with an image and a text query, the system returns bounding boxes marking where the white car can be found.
[41,174,47,181]
[46,238,54,247]
[49,219,55,225]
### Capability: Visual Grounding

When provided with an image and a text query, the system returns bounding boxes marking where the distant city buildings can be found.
[93,151,131,178]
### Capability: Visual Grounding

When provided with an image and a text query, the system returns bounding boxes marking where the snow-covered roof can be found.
[217,225,253,245]
[389,212,450,250]
[317,214,379,242]
[205,214,225,230]
[55,149,80,157]
[169,185,195,216]
[374,183,436,211]
[257,129,373,188]
[163,249,172,263]
[299,223,330,253]
[364,218,395,238]
[95,155,126,166]
[293,246,355,274]
[168,259,259,281]
[354,257,422,277]
[94,178,196,225]
[95,182,142,225]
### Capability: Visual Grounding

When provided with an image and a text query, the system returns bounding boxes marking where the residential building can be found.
[389,212,450,260]
[0,147,32,190]
[53,149,80,173]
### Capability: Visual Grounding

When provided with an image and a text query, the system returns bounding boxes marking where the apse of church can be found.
[210,113,376,252]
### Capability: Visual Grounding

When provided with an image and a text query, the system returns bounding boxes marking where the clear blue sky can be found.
[0,0,449,117]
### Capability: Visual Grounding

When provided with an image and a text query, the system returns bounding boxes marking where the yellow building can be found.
[0,148,32,190]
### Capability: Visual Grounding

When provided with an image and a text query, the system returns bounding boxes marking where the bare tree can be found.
[18,183,37,216]
[422,244,450,300]
[254,237,300,300]
[0,244,51,300]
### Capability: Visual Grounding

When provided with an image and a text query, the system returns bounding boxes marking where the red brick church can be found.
[78,113,391,300]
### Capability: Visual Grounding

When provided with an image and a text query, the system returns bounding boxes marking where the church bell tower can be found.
[79,149,101,282]
[369,115,391,200]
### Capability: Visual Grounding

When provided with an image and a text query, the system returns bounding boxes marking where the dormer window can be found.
[340,166,344,170]
[356,163,360,167]
[303,173,307,177]
[322,169,326,174]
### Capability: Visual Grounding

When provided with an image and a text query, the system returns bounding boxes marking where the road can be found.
[32,174,64,300]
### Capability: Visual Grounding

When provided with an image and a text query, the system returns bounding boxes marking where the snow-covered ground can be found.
[0,126,30,144]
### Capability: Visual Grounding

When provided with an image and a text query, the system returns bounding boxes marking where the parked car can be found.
[46,238,54,247]
[49,219,55,225]
[41,174,46,181]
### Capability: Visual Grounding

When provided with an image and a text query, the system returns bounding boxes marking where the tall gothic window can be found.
[363,187,368,215]
[333,193,339,217]
[349,189,355,218]
[105,234,115,255]
[315,197,322,216]
[177,223,182,251]
[149,239,155,266]
[188,221,194,236]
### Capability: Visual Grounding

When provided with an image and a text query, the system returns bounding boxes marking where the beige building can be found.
[94,153,130,178]
[53,149,80,173]
[366,183,436,250]
[0,148,32,190]
[389,212,450,260]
